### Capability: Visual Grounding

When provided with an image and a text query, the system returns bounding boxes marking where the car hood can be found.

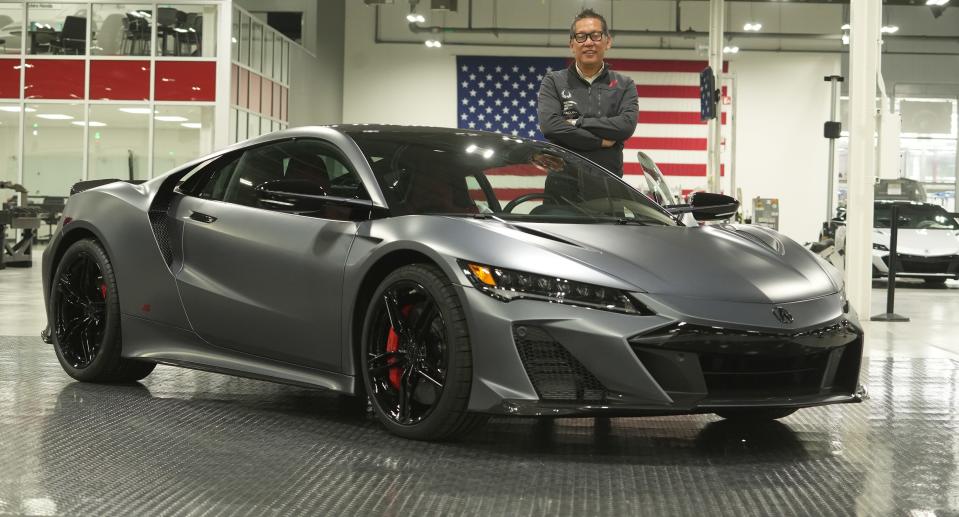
[509,222,838,304]
[874,229,959,256]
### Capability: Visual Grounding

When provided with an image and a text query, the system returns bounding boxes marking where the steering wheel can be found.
[502,192,558,213]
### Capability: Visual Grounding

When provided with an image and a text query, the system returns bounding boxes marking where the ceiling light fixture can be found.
[926,0,949,6]
[841,23,851,30]
[119,107,154,114]
[0,106,35,113]
[155,115,189,122]
[181,122,202,129]
[36,114,74,120]
[71,121,106,127]
[743,22,762,32]
[425,39,442,48]
[406,13,425,22]
[842,34,850,45]
[881,25,899,33]
[722,46,739,54]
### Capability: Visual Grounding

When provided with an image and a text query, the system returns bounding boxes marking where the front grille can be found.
[513,325,607,402]
[629,321,861,399]
[882,254,957,275]
[698,348,830,397]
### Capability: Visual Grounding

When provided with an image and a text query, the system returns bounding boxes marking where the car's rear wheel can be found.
[50,238,155,382]
[361,264,487,441]
[714,407,798,421]
[923,277,948,285]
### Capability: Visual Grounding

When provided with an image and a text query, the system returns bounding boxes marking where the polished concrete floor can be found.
[2,251,959,516]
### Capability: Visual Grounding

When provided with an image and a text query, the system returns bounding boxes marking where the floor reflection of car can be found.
[833,201,959,284]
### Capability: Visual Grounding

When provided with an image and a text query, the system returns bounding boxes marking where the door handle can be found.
[189,211,217,223]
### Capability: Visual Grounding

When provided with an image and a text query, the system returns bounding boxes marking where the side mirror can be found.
[666,192,739,221]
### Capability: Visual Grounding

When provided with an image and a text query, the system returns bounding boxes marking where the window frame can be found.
[175,137,373,217]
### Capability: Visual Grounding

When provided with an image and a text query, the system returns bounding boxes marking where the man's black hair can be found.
[569,8,609,36]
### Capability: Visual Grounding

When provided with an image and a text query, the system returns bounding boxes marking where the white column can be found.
[706,0,724,193]
[214,1,233,151]
[845,0,881,316]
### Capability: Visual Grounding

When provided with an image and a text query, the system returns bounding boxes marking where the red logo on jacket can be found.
[609,79,618,88]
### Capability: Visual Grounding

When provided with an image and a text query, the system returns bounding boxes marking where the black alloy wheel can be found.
[54,249,107,369]
[50,238,155,382]
[361,264,487,440]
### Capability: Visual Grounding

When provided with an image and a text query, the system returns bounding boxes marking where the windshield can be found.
[347,130,677,226]
[874,203,959,230]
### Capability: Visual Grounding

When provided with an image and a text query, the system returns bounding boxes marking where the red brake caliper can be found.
[386,305,413,390]
[99,283,107,299]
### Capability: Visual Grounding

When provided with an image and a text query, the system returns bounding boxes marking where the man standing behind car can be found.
[537,8,638,177]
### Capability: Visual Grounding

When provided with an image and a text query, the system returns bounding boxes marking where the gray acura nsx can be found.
[40,126,865,440]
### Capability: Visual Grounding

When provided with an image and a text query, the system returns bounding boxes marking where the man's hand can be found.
[601,139,615,148]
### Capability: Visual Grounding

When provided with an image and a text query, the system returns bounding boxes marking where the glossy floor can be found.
[2,257,959,516]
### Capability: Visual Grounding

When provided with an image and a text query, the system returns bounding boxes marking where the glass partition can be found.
[0,103,20,185]
[156,4,216,57]
[24,102,84,196]
[91,4,153,56]
[88,104,150,181]
[153,104,213,173]
[250,22,261,72]
[263,29,273,80]
[0,4,24,55]
[238,12,249,66]
[26,3,88,55]
[230,7,238,62]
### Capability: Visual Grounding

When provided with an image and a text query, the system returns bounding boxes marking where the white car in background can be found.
[834,201,959,285]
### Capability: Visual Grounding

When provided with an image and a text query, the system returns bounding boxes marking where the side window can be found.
[189,138,370,219]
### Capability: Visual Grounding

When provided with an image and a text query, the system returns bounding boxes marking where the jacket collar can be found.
[567,61,610,86]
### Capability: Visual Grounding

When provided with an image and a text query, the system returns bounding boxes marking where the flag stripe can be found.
[626,137,707,151]
[623,163,726,177]
[624,149,709,164]
[639,111,727,125]
[620,71,701,86]
[634,123,711,139]
[607,59,729,73]
[637,85,729,99]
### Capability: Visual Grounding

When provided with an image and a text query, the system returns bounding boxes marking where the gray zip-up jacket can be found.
[537,63,638,176]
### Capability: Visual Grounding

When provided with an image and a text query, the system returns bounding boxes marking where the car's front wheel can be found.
[361,264,487,441]
[50,238,155,382]
[714,407,797,421]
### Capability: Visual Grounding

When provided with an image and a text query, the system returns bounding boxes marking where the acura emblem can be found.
[772,307,794,325]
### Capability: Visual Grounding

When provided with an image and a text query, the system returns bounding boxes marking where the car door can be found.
[174,138,370,371]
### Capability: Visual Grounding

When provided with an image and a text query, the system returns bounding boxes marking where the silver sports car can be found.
[831,201,959,284]
[41,126,865,440]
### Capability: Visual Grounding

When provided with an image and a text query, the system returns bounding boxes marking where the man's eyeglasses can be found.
[571,31,605,43]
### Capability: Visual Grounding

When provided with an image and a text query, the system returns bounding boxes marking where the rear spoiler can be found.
[69,179,146,196]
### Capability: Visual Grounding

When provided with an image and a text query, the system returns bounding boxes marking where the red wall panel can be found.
[24,59,84,100]
[261,78,272,118]
[237,67,248,108]
[154,61,216,102]
[272,83,281,120]
[0,59,19,99]
[89,60,150,101]
[248,73,260,112]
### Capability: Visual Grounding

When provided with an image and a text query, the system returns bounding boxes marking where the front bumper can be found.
[872,250,959,279]
[460,285,864,416]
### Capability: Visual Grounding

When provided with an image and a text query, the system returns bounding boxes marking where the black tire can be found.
[50,238,155,383]
[360,264,487,441]
[923,277,948,285]
[714,407,798,421]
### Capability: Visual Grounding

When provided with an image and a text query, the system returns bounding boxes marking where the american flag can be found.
[456,56,729,198]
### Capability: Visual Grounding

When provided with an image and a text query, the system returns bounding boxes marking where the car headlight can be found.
[458,260,652,315]
[873,243,889,251]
